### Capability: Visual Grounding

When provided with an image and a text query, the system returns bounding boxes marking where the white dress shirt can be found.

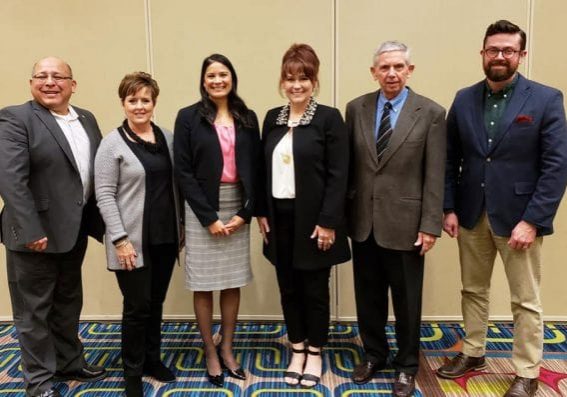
[51,106,92,202]
[272,127,295,199]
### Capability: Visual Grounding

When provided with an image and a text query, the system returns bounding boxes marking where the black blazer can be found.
[259,103,351,270]
[174,102,261,226]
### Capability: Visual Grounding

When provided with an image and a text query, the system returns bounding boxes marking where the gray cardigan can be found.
[94,127,182,270]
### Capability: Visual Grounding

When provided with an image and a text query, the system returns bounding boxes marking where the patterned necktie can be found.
[376,101,393,161]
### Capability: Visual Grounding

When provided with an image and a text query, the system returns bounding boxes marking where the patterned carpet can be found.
[0,321,566,396]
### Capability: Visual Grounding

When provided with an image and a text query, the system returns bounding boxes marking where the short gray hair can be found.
[373,41,411,65]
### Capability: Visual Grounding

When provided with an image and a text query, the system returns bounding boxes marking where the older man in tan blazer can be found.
[345,41,446,397]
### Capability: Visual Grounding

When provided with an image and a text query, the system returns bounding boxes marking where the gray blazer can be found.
[0,100,104,252]
[94,127,182,270]
[345,89,447,250]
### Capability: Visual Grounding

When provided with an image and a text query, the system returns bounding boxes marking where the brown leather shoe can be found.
[503,376,538,397]
[352,360,386,384]
[393,372,415,397]
[436,353,486,379]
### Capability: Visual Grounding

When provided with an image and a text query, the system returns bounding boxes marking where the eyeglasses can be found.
[483,47,521,59]
[32,74,73,83]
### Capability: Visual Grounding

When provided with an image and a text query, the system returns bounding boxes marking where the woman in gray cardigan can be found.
[94,72,182,397]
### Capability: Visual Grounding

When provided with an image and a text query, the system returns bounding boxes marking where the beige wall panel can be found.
[336,0,530,319]
[531,0,567,315]
[150,0,335,318]
[0,1,149,318]
[1,0,565,321]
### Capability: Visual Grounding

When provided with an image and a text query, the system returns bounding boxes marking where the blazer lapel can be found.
[470,82,489,154]
[489,75,530,153]
[377,90,418,169]
[32,101,79,173]
[360,91,379,166]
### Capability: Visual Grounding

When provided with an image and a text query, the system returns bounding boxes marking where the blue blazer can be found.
[444,74,567,236]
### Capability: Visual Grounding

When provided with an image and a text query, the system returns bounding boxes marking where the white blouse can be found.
[272,127,295,198]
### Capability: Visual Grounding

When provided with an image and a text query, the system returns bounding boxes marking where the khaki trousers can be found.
[457,212,543,378]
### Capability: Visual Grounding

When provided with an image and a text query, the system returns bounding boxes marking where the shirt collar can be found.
[378,87,409,112]
[50,105,79,121]
[485,73,518,98]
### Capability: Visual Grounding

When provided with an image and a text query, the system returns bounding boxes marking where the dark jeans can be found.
[352,234,424,375]
[273,199,331,347]
[115,243,176,376]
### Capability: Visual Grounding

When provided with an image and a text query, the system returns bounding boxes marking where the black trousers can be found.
[7,235,88,396]
[274,199,331,347]
[352,234,424,375]
[115,243,176,376]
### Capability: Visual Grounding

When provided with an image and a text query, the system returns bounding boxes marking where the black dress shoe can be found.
[143,361,176,383]
[503,376,538,397]
[125,376,143,397]
[34,389,61,397]
[53,363,107,382]
[436,353,486,379]
[352,360,386,384]
[393,372,415,397]
[218,348,246,380]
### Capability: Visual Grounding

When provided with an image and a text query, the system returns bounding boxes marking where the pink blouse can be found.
[215,124,239,183]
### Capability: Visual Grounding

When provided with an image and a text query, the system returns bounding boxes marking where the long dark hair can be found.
[198,53,254,128]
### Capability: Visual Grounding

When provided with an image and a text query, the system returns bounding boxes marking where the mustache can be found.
[489,61,509,66]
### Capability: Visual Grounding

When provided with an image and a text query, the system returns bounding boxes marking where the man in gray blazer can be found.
[0,57,106,397]
[345,41,446,396]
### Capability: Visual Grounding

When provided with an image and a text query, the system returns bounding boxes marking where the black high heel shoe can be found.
[218,347,246,380]
[206,371,224,387]
[284,347,307,386]
[300,348,322,389]
[205,352,224,387]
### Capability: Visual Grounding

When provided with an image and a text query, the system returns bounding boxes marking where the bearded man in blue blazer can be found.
[437,20,567,397]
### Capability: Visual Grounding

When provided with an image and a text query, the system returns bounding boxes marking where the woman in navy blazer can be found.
[257,44,350,388]
[174,54,261,387]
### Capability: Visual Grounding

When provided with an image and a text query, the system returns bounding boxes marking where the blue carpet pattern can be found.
[0,322,566,396]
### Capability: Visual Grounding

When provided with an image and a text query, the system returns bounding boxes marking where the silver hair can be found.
[373,41,411,64]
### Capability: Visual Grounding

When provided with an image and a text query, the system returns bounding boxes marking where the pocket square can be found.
[515,114,533,124]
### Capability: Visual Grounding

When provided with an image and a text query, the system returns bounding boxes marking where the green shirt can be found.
[484,74,518,145]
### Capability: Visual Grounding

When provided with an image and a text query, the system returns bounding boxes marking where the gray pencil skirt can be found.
[184,183,252,291]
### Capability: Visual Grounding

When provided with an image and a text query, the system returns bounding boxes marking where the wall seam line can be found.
[526,0,534,78]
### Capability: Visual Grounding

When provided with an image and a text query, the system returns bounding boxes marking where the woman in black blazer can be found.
[257,44,350,388]
[174,54,261,387]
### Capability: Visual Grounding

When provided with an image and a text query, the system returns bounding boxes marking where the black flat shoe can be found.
[143,361,176,383]
[207,371,224,387]
[53,363,107,383]
[218,348,246,380]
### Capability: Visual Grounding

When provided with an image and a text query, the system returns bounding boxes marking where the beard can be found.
[483,60,517,82]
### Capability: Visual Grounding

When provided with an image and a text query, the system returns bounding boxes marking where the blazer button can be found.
[486,157,491,162]
[480,182,485,188]
[76,200,83,206]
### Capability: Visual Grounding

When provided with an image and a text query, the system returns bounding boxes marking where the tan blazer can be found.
[345,89,446,251]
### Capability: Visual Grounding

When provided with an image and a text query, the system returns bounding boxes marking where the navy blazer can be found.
[174,102,261,226]
[444,74,567,236]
